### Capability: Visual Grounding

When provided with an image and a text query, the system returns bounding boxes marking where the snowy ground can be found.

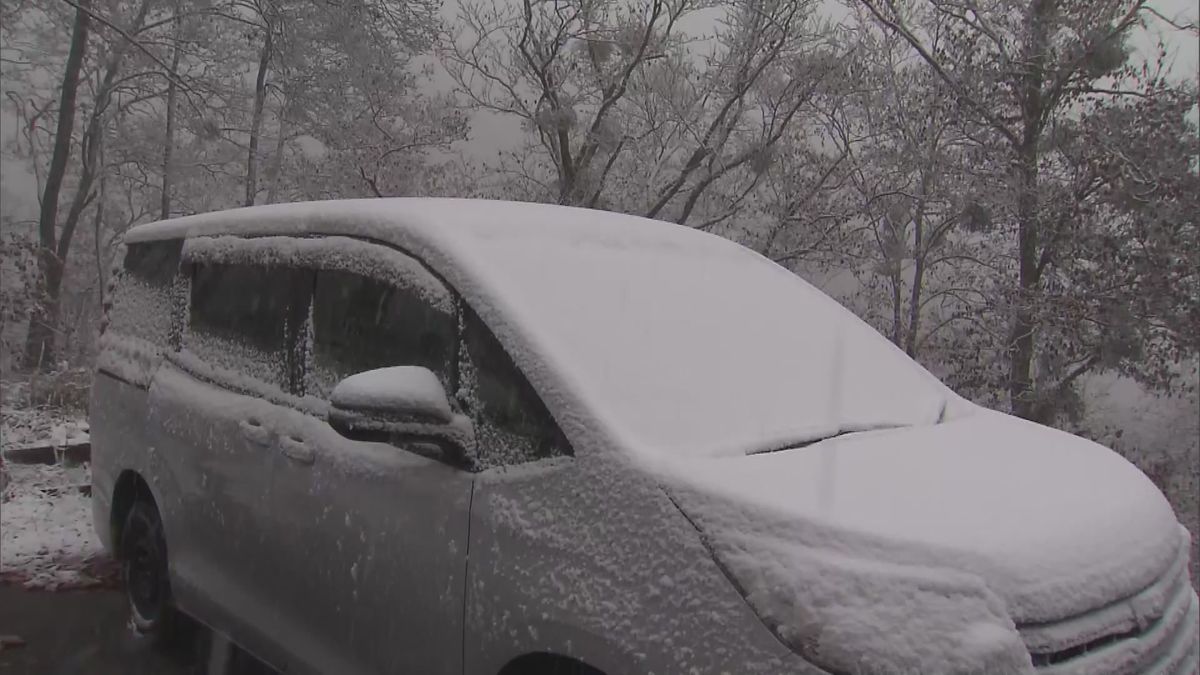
[0,462,111,590]
[1,383,110,590]
[0,401,90,454]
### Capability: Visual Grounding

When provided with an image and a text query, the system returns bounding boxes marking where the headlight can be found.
[708,529,1035,675]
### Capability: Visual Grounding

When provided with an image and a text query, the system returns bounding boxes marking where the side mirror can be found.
[328,366,476,469]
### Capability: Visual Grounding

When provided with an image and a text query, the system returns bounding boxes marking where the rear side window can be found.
[460,307,571,467]
[124,240,183,286]
[309,268,456,398]
[105,239,183,345]
[186,262,311,392]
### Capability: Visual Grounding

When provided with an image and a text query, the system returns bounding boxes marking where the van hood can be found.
[664,407,1182,625]
[660,407,1189,673]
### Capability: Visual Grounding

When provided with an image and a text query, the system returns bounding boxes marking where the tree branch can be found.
[856,0,1019,147]
[55,0,199,101]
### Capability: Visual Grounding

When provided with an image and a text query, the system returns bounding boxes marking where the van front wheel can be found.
[119,498,175,639]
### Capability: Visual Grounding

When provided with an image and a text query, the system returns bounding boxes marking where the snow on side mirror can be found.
[328,366,476,469]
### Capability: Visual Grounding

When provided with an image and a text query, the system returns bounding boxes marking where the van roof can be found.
[127,198,949,462]
[123,198,723,254]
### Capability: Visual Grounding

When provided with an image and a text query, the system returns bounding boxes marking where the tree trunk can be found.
[1008,0,1051,420]
[93,127,107,309]
[880,215,903,346]
[265,113,287,204]
[25,0,91,371]
[58,24,141,289]
[1008,144,1040,419]
[905,173,932,356]
[245,27,273,207]
[890,264,903,346]
[905,214,926,356]
[160,20,182,220]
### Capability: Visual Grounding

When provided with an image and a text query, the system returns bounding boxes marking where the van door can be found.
[143,253,311,666]
[259,244,472,675]
[92,238,183,552]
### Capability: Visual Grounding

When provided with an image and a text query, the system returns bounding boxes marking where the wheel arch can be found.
[497,652,607,675]
[110,469,156,553]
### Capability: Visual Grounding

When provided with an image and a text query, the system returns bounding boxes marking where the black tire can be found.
[119,498,176,640]
[500,656,605,675]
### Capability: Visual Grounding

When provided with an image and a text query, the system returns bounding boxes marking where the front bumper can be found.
[1018,527,1199,675]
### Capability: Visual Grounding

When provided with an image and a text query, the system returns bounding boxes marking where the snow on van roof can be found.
[124,198,710,249]
[127,198,957,461]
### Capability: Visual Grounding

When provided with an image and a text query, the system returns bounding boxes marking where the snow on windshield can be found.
[432,211,949,460]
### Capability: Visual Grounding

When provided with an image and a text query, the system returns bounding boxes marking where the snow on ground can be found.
[2,387,108,590]
[0,406,89,453]
[1,462,109,590]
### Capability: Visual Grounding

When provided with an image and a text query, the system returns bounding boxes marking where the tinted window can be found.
[187,262,311,391]
[309,268,455,397]
[124,240,183,285]
[462,307,570,466]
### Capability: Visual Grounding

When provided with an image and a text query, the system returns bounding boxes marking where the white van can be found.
[91,198,1199,675]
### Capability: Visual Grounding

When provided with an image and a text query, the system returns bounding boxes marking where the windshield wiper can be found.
[744,319,950,458]
[745,424,913,456]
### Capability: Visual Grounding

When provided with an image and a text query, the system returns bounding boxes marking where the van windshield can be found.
[446,222,950,461]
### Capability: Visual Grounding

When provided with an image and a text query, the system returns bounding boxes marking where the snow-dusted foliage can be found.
[0,380,89,451]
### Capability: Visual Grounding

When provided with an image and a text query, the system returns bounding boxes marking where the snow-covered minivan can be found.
[91,199,1198,675]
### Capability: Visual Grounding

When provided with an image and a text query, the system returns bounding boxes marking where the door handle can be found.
[278,436,315,465]
[239,419,272,446]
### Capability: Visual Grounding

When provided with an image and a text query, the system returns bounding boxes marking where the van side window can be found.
[461,307,571,467]
[309,269,455,398]
[186,262,311,392]
[124,240,183,285]
[105,239,184,346]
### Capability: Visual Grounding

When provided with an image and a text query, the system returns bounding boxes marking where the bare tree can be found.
[160,1,184,219]
[24,0,90,371]
[444,0,843,226]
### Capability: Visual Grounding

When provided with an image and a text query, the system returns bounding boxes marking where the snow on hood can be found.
[665,408,1182,626]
